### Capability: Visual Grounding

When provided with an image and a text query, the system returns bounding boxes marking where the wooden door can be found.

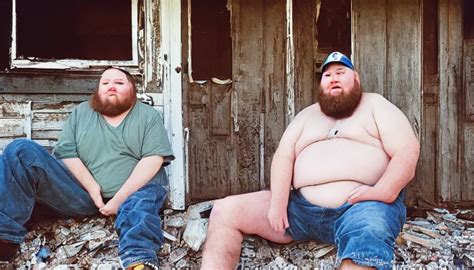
[182,0,286,202]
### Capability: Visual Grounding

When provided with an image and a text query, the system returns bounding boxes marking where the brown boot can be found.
[0,240,19,261]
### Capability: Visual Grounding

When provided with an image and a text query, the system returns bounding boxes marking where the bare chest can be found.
[295,111,381,155]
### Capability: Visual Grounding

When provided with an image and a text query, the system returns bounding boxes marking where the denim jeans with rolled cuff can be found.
[0,139,167,267]
[286,189,406,270]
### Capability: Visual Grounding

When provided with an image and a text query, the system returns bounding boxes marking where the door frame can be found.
[161,0,186,210]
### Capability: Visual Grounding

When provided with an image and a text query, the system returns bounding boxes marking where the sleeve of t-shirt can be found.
[141,112,175,166]
[53,107,79,159]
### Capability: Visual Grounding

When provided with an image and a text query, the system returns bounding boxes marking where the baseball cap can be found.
[321,51,354,72]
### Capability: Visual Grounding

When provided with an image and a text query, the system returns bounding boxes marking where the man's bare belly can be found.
[293,138,389,208]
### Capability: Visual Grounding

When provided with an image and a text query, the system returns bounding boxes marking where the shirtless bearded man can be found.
[201,52,420,270]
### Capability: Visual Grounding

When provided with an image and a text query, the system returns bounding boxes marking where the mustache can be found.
[318,80,362,119]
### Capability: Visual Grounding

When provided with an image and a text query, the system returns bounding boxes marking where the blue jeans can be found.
[0,139,167,267]
[286,189,406,270]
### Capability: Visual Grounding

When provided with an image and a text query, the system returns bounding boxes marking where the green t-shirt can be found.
[54,101,174,198]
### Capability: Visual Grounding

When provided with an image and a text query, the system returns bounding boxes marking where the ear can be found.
[353,71,361,84]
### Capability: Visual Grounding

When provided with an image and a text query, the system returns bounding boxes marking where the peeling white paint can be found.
[161,0,186,210]
[231,88,239,132]
[144,0,154,91]
[286,0,295,124]
[187,0,193,83]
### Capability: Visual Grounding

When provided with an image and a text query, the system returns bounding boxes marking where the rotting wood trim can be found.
[0,101,31,148]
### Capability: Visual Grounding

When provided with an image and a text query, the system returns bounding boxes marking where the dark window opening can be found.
[464,0,474,39]
[191,0,232,80]
[16,0,132,61]
[0,1,12,70]
[316,0,351,57]
[423,0,439,76]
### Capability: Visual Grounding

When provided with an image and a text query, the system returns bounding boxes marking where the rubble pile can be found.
[2,206,473,269]
[394,208,474,269]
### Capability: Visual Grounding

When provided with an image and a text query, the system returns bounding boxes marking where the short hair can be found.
[101,67,137,92]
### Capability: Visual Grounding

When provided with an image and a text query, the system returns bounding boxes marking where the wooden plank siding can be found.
[0,102,31,150]
[352,0,387,97]
[353,0,423,205]
[293,0,319,113]
[262,0,286,189]
[418,0,440,206]
[231,0,264,194]
[386,0,422,206]
[438,0,463,203]
[462,40,474,201]
[0,97,85,152]
[353,0,473,207]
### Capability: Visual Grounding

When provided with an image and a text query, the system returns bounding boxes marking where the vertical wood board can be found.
[465,39,474,121]
[386,0,421,134]
[463,125,474,201]
[352,0,386,96]
[262,0,286,189]
[414,0,440,206]
[231,0,263,194]
[293,0,318,113]
[438,0,462,202]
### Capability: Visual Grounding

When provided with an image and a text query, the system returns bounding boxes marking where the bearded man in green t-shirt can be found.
[0,68,174,269]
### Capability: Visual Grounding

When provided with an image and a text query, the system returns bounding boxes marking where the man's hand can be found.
[88,184,105,209]
[267,203,289,232]
[347,184,397,204]
[99,195,127,216]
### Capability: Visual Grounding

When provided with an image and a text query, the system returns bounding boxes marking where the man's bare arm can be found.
[348,94,420,204]
[62,158,104,208]
[99,155,164,216]
[268,107,308,231]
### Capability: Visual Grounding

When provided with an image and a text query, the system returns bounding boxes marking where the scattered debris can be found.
[3,206,473,269]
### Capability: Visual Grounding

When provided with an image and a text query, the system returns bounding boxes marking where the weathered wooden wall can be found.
[354,0,424,206]
[354,0,473,207]
[0,0,472,207]
[0,95,88,152]
[464,38,474,203]
[438,0,473,205]
[293,0,319,112]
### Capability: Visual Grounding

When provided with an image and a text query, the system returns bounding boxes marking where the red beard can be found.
[317,80,362,119]
[90,89,137,117]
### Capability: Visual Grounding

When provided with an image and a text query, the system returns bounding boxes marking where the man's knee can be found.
[4,139,43,158]
[210,198,233,222]
[209,196,245,228]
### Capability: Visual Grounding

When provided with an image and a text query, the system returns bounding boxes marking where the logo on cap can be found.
[322,51,354,71]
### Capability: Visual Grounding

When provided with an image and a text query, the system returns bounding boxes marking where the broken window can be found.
[316,0,351,58]
[9,0,138,69]
[190,0,232,80]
